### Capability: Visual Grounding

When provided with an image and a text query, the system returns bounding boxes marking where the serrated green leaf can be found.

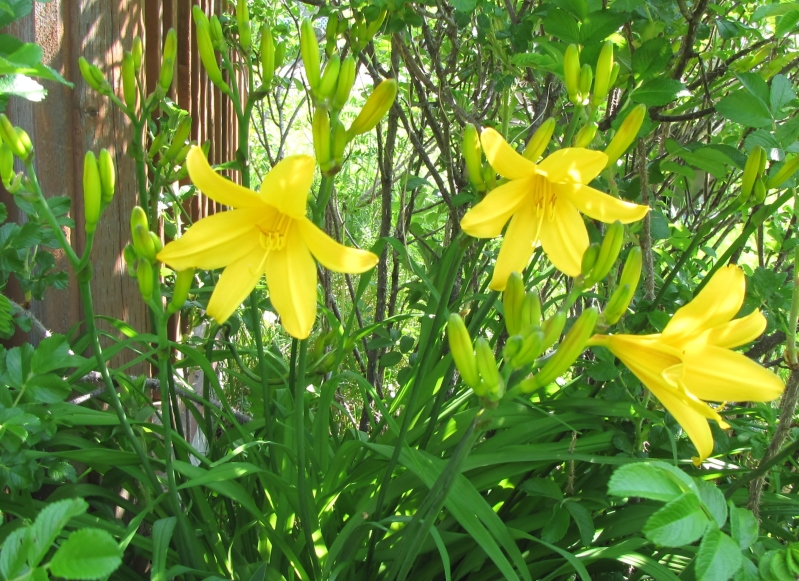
[695,479,726,527]
[734,558,759,581]
[544,8,580,44]
[31,335,80,374]
[579,10,628,44]
[0,526,31,580]
[28,498,88,567]
[564,500,595,546]
[520,478,563,501]
[776,10,799,37]
[752,2,799,20]
[49,528,122,580]
[728,503,758,550]
[379,351,403,367]
[737,72,770,106]
[695,529,741,581]
[632,38,672,80]
[770,74,796,113]
[716,92,773,128]
[0,74,45,101]
[608,462,695,502]
[643,492,710,547]
[542,504,570,543]
[0,293,13,335]
[631,78,686,107]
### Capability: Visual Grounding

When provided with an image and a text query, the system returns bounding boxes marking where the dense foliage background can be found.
[1,0,798,579]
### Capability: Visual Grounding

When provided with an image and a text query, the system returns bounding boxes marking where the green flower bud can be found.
[586,220,624,286]
[193,6,230,94]
[463,123,486,191]
[604,104,646,168]
[563,44,581,104]
[523,117,556,161]
[0,143,14,185]
[766,154,799,190]
[132,36,143,73]
[83,151,102,234]
[313,108,332,172]
[447,313,481,389]
[573,122,598,148]
[475,337,502,399]
[581,242,601,278]
[137,260,153,301]
[318,54,341,103]
[300,19,321,94]
[502,271,525,335]
[579,63,593,104]
[348,79,397,137]
[591,41,614,108]
[332,55,356,110]
[168,268,195,314]
[260,25,275,87]
[78,56,107,93]
[236,0,251,52]
[98,148,115,204]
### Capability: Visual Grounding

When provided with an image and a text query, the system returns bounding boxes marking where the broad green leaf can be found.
[378,351,402,367]
[776,10,799,37]
[715,18,743,39]
[744,130,781,154]
[696,479,726,527]
[31,335,82,374]
[0,74,45,101]
[564,500,595,546]
[579,11,629,44]
[542,505,570,543]
[728,503,758,550]
[631,78,686,107]
[0,526,31,580]
[49,528,122,580]
[678,147,731,179]
[642,492,710,547]
[752,2,799,20]
[632,38,672,79]
[695,529,742,581]
[649,211,671,240]
[520,478,563,501]
[661,161,695,180]
[734,558,759,581]
[770,74,796,113]
[544,8,581,44]
[0,293,13,336]
[737,72,770,106]
[608,462,695,502]
[715,92,772,128]
[451,0,477,12]
[26,373,71,403]
[29,498,88,567]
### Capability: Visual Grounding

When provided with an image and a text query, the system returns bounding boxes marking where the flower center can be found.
[256,212,291,251]
[531,175,556,221]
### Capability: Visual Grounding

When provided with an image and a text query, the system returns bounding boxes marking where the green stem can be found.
[25,162,80,267]
[786,189,799,366]
[313,175,335,226]
[562,105,584,147]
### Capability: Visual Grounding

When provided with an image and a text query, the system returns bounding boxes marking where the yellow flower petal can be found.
[562,183,649,224]
[653,381,715,462]
[681,344,784,402]
[662,265,745,341]
[489,203,540,291]
[260,155,316,219]
[480,128,538,180]
[205,247,266,324]
[264,227,317,339]
[461,178,530,238]
[601,334,682,388]
[157,210,261,271]
[537,196,589,277]
[296,218,378,273]
[695,310,766,349]
[537,148,607,184]
[187,147,264,209]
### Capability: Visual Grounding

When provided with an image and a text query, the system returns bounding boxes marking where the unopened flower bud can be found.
[209,15,227,52]
[332,55,356,110]
[541,311,567,352]
[519,292,542,330]
[581,242,601,278]
[508,329,545,368]
[604,104,646,168]
[164,116,192,163]
[579,63,593,104]
[766,154,799,190]
[193,7,230,94]
[751,177,767,204]
[300,19,321,95]
[168,268,195,314]
[573,122,598,148]
[157,29,177,94]
[122,51,137,110]
[447,313,481,389]
[738,146,764,206]
[236,0,251,52]
[318,54,341,103]
[0,143,13,185]
[331,119,347,171]
[603,247,642,325]
[586,220,624,286]
[523,117,556,161]
[591,41,614,108]
[137,260,153,302]
[78,57,107,93]
[348,79,397,137]
[130,207,156,261]
[123,243,137,276]
[475,337,502,399]
[0,114,30,160]
[563,44,581,104]
[274,41,286,70]
[502,271,525,335]
[98,148,115,205]
[463,123,486,191]
[313,109,333,172]
[83,151,101,234]
[260,25,275,87]
[132,36,143,73]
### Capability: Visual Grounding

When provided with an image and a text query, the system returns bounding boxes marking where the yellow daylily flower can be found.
[589,265,785,463]
[460,128,649,290]
[157,147,378,339]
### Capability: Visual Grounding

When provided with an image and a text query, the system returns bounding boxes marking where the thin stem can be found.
[25,162,80,267]
[786,188,799,366]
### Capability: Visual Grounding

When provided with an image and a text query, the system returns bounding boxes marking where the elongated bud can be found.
[149,232,163,256]
[137,260,153,301]
[604,104,646,168]
[157,29,177,94]
[475,337,502,399]
[260,25,275,86]
[766,154,799,190]
[236,0,251,51]
[130,207,156,262]
[325,14,339,57]
[609,62,620,87]
[313,109,333,173]
[619,246,642,290]
[210,15,227,52]
[447,314,481,389]
[98,148,115,204]
[579,64,593,104]
[740,146,764,203]
[541,311,567,352]
[332,55,356,110]
[78,57,107,93]
[503,271,525,335]
[13,127,32,160]
[83,151,101,234]
[573,122,598,148]
[123,243,137,276]
[193,7,231,94]
[751,177,767,204]
[586,220,624,285]
[168,268,195,314]
[591,41,614,107]
[520,292,542,330]
[563,44,581,104]
[0,143,13,185]
[365,10,387,39]
[331,119,347,170]
[508,330,545,368]
[173,141,194,166]
[164,117,192,163]
[463,123,486,191]
[318,54,341,103]
[148,131,165,160]
[603,284,633,325]
[504,335,523,362]
[581,242,601,278]
[301,19,321,95]
[522,308,598,392]
[523,117,556,161]
[275,41,286,70]
[121,51,137,110]
[131,36,143,73]
[348,79,397,137]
